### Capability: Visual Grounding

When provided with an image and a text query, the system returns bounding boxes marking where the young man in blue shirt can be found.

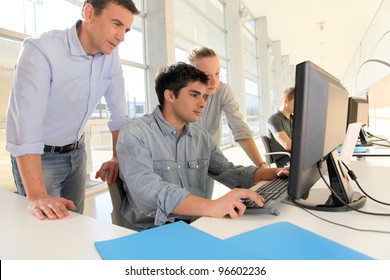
[6,0,139,220]
[117,62,289,231]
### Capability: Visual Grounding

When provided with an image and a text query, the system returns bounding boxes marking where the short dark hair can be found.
[155,62,209,106]
[83,0,140,16]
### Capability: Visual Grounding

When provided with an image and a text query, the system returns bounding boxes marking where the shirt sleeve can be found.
[219,83,253,141]
[6,39,50,156]
[117,121,191,226]
[267,114,284,134]
[104,50,130,132]
[207,134,258,188]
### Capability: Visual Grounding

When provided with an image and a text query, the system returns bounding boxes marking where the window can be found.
[241,3,262,137]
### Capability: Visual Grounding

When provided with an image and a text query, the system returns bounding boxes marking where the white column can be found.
[145,0,176,111]
[224,0,247,119]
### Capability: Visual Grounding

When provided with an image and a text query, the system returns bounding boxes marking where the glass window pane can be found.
[118,16,144,63]
[0,0,25,33]
[34,0,81,35]
[187,0,225,26]
[123,65,147,118]
[243,28,256,54]
[244,50,258,76]
[246,95,259,116]
[0,37,21,192]
[245,78,259,96]
[247,117,260,136]
[174,0,226,56]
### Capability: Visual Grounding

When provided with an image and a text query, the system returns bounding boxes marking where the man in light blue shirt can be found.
[117,62,289,231]
[6,0,139,220]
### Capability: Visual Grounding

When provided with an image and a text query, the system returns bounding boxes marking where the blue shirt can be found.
[6,20,129,157]
[117,106,258,231]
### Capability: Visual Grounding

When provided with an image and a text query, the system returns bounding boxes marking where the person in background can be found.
[185,46,267,169]
[5,0,139,220]
[116,62,289,231]
[266,87,295,167]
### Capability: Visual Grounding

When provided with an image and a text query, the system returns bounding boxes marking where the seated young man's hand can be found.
[211,189,265,218]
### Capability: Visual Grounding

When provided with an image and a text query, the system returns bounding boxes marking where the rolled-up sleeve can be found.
[208,140,258,188]
[6,40,50,156]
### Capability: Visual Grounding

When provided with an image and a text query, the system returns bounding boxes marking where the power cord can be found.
[341,161,390,206]
[282,200,390,234]
[364,131,390,147]
[316,161,390,216]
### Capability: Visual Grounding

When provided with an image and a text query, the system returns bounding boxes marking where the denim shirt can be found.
[117,106,258,231]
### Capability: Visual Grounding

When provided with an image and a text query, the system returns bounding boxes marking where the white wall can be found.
[343,0,390,96]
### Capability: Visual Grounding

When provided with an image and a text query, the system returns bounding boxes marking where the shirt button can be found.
[167,166,170,170]
[178,165,181,169]
[196,165,199,168]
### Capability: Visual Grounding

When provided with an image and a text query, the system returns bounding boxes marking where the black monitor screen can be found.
[288,61,366,211]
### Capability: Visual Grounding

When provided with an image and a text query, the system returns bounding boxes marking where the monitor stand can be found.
[356,128,373,147]
[292,150,366,212]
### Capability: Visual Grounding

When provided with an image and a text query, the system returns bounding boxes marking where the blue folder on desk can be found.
[224,222,373,260]
[94,221,258,260]
[95,221,373,260]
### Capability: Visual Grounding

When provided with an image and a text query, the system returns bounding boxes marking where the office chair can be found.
[105,170,126,226]
[261,135,291,167]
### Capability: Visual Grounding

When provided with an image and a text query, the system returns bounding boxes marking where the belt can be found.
[44,135,84,153]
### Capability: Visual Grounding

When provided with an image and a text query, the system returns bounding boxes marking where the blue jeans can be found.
[11,143,87,214]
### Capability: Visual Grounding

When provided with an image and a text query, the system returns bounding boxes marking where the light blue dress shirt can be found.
[117,106,258,231]
[6,20,129,157]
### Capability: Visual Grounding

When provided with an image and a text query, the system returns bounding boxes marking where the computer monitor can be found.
[347,97,371,146]
[288,61,366,211]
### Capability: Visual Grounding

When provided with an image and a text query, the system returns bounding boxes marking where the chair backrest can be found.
[106,171,126,226]
[260,135,291,167]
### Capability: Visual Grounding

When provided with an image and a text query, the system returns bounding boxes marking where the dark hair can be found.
[283,87,295,101]
[155,62,209,106]
[83,0,140,16]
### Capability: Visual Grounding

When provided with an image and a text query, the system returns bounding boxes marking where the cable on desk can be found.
[341,161,390,206]
[365,132,390,147]
[317,162,390,216]
[282,200,390,234]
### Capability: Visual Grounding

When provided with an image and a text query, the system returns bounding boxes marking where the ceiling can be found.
[241,0,383,80]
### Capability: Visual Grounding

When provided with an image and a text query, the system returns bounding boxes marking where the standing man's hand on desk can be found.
[17,154,75,220]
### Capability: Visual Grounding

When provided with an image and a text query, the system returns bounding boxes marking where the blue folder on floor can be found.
[94,221,258,260]
[224,222,374,260]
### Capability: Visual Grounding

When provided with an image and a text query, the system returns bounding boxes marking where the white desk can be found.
[192,161,390,260]
[0,189,135,259]
[1,161,389,260]
[353,146,390,157]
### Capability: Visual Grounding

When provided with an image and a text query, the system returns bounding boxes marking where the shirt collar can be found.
[68,20,103,58]
[152,106,192,137]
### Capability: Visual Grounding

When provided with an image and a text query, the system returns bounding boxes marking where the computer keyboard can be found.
[243,177,289,216]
